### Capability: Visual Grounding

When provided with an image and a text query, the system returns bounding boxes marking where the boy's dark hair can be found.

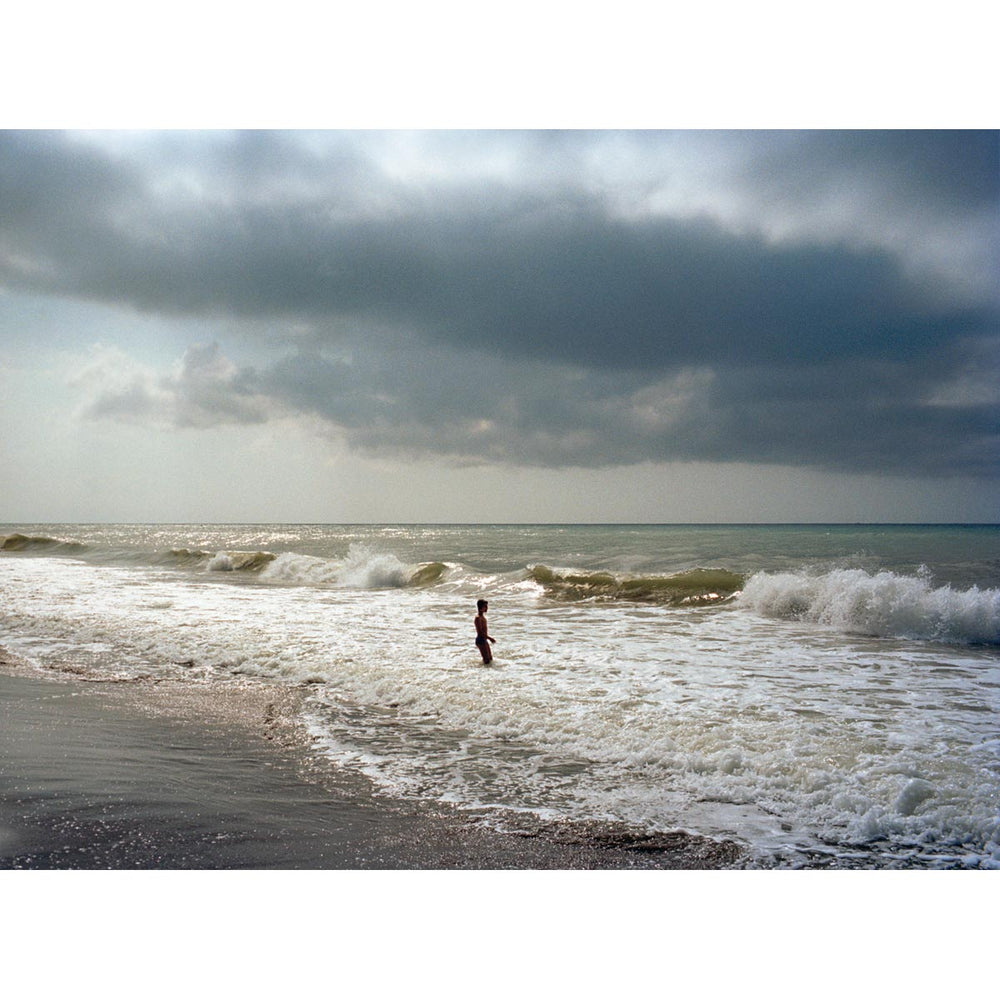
[477,599,488,611]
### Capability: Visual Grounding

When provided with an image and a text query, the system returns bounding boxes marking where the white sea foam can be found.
[738,567,1000,644]
[260,544,411,588]
[4,523,999,868]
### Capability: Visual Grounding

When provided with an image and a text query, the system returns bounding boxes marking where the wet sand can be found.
[0,652,744,870]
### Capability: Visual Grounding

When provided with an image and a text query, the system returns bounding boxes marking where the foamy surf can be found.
[3,522,998,868]
[259,546,448,589]
[738,567,1000,644]
[2,531,448,590]
[207,550,277,572]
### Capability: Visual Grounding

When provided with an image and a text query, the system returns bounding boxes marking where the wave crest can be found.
[738,568,1000,644]
[259,545,445,590]
[409,561,448,587]
[161,548,213,566]
[207,550,278,572]
[1,532,88,555]
[528,565,744,605]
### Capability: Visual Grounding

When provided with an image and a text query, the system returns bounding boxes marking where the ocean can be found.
[2,522,998,869]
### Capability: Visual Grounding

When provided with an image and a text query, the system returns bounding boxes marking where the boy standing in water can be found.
[474,599,495,664]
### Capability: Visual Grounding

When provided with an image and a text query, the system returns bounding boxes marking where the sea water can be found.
[2,523,998,868]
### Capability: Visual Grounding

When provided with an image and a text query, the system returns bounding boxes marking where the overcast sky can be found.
[1,128,997,522]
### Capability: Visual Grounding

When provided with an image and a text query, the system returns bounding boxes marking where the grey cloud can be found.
[75,342,273,428]
[2,146,984,370]
[672,130,1000,306]
[5,130,998,479]
[251,338,999,477]
[73,331,999,478]
[758,130,999,214]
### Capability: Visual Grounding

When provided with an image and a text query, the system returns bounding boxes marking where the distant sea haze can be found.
[2,523,998,868]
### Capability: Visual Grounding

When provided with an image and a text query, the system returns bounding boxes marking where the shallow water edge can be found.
[0,647,745,870]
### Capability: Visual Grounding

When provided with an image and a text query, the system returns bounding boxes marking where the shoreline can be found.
[0,649,744,870]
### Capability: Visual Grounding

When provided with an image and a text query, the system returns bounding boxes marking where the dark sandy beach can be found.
[0,651,743,870]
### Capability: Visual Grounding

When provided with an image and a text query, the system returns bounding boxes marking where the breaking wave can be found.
[206,550,277,572]
[1,533,447,590]
[160,548,213,567]
[738,567,1000,644]
[528,565,744,605]
[260,546,447,590]
[409,561,448,587]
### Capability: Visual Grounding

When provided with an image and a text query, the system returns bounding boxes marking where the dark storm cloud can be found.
[729,129,999,214]
[3,129,997,477]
